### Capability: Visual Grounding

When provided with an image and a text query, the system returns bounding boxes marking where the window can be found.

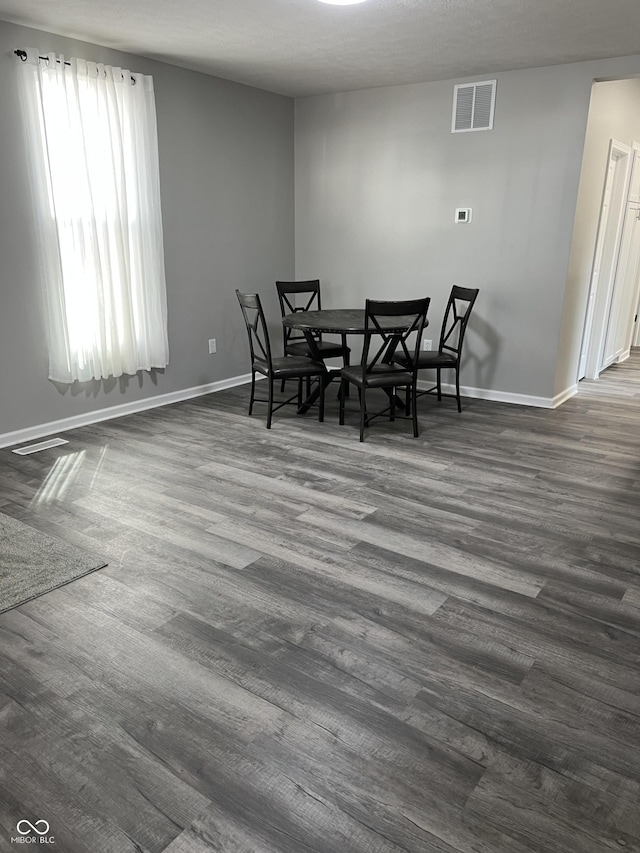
[17,49,169,383]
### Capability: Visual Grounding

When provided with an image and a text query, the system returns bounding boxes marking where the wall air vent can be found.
[452,80,496,133]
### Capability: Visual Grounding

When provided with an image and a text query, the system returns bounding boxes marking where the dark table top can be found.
[282,308,422,335]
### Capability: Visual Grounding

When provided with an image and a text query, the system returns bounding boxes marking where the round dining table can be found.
[282,308,419,337]
[282,308,425,413]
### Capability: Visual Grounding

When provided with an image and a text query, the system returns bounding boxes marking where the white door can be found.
[579,140,631,380]
[601,147,640,369]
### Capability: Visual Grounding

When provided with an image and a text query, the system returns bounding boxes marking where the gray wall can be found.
[294,57,640,400]
[0,19,294,437]
[556,76,640,393]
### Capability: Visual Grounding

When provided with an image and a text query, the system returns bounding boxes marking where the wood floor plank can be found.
[430,596,640,686]
[162,830,216,853]
[0,691,210,853]
[464,763,640,853]
[296,508,545,597]
[4,597,285,744]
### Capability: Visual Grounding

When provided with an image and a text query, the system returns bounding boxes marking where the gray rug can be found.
[0,513,107,614]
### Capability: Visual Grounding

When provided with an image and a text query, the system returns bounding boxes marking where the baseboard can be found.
[551,384,579,408]
[2,373,574,450]
[417,379,573,409]
[0,373,253,450]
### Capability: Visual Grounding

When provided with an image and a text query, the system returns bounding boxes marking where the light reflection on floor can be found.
[30,445,108,508]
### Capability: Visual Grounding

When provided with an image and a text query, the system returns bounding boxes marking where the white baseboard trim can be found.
[417,379,575,409]
[551,384,579,408]
[0,373,253,450]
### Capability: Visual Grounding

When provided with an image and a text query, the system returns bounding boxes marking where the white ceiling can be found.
[2,0,640,98]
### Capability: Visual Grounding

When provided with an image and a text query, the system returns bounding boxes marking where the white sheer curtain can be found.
[17,49,169,383]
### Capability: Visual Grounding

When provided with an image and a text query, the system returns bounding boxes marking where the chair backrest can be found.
[236,290,273,369]
[362,298,431,376]
[276,279,322,349]
[438,286,479,363]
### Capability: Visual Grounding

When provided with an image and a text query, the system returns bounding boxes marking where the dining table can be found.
[282,307,426,414]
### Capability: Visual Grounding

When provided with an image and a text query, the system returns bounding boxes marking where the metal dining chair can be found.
[236,290,327,429]
[393,285,479,412]
[339,297,430,441]
[276,279,350,363]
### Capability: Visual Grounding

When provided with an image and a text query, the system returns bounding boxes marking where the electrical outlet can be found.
[422,339,432,351]
[208,338,217,354]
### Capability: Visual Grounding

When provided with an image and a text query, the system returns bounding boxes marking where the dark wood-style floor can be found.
[1,353,640,853]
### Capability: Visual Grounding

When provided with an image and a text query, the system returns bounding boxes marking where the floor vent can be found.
[452,80,496,132]
[12,437,69,455]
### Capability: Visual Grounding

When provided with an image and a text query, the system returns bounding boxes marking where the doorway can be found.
[578,139,635,380]
[600,144,640,370]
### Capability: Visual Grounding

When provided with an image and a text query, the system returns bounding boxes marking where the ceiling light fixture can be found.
[317,0,369,5]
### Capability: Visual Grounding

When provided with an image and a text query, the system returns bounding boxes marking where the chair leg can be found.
[455,368,462,412]
[318,377,325,423]
[390,389,396,422]
[411,381,419,437]
[436,368,442,401]
[249,370,256,415]
[280,379,286,393]
[359,388,367,442]
[339,378,347,425]
[342,335,350,397]
[267,377,274,429]
[405,385,411,417]
[297,378,303,408]
[361,388,370,427]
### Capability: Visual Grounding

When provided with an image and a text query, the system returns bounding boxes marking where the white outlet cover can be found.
[455,207,472,223]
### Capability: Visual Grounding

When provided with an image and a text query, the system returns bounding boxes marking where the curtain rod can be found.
[14,49,136,83]
[15,49,70,66]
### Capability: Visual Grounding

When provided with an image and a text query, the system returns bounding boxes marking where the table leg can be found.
[293,331,336,415]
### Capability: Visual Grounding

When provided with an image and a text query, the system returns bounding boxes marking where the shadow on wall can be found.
[464,315,500,391]
[51,369,165,399]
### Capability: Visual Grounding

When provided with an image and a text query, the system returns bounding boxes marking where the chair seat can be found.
[254,355,325,378]
[286,340,349,359]
[394,350,457,369]
[341,363,413,389]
